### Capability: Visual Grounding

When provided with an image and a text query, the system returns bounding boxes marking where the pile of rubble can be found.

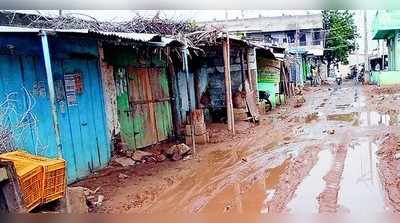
[62,186,104,213]
[112,143,193,168]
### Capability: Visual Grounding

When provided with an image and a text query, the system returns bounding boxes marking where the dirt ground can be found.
[72,81,400,214]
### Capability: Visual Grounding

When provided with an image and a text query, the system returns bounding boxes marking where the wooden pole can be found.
[182,47,196,154]
[246,48,252,90]
[223,34,235,134]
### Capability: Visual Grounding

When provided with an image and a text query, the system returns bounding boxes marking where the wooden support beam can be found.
[182,46,196,153]
[223,35,235,134]
[246,48,253,91]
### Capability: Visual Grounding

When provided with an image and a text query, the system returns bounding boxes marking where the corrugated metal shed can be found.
[0,26,183,46]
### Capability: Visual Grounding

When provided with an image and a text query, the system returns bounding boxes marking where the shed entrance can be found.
[120,67,173,149]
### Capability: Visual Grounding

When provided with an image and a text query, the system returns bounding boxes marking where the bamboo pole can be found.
[223,34,235,134]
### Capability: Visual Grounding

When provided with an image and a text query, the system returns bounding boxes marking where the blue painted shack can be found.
[0,27,112,182]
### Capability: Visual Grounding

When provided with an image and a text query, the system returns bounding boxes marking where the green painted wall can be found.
[395,30,400,71]
[257,82,278,108]
[372,71,400,86]
[256,56,281,109]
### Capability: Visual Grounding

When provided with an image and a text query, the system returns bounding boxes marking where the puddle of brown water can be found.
[327,113,358,122]
[286,149,333,213]
[200,159,290,213]
[326,111,395,127]
[337,138,387,213]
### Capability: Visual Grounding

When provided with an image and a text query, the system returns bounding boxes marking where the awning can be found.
[306,48,324,56]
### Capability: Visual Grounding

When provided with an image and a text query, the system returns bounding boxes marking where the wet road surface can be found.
[139,83,396,214]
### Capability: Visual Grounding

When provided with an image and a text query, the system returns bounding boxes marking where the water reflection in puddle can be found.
[326,111,394,126]
[200,159,290,213]
[286,149,333,213]
[337,138,386,213]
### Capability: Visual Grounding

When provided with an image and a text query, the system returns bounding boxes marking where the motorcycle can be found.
[358,74,364,84]
[336,77,342,85]
[259,91,272,112]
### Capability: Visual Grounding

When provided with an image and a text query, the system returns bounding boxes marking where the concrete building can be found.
[371,10,400,86]
[202,14,324,54]
[202,14,325,86]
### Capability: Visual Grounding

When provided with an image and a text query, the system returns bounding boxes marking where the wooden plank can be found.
[115,67,137,150]
[51,59,78,182]
[127,67,157,148]
[245,80,259,119]
[144,68,158,144]
[149,68,173,141]
[60,59,92,179]
[86,59,110,166]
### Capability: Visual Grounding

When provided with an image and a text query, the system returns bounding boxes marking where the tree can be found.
[322,10,359,75]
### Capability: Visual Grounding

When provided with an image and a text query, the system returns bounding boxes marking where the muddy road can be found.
[76,82,400,214]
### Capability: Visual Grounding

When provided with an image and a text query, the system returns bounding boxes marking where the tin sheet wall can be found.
[0,33,110,182]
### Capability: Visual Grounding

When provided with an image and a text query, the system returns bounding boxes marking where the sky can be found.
[18,10,380,54]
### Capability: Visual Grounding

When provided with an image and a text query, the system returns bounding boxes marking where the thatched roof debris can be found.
[0,10,224,47]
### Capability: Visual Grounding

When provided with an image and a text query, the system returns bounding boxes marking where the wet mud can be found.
[317,144,348,213]
[75,81,400,214]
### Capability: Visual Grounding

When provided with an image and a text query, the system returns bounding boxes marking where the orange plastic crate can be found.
[0,151,66,210]
[42,159,66,203]
[0,152,43,211]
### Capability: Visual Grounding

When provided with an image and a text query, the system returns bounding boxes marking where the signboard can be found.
[64,73,77,106]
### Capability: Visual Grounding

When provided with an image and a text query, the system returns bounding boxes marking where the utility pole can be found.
[295,15,302,86]
[364,10,369,81]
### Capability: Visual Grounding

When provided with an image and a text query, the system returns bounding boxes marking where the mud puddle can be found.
[337,138,387,213]
[200,159,290,213]
[142,142,294,213]
[327,113,358,122]
[286,149,333,213]
[326,111,394,126]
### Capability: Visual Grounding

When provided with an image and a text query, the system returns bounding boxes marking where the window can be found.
[287,32,295,43]
[313,30,321,45]
[283,37,287,43]
[299,32,306,46]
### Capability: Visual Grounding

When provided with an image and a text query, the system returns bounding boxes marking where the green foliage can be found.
[322,10,359,65]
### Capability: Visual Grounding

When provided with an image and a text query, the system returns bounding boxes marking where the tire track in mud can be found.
[141,126,292,212]
[265,145,321,213]
[317,144,348,213]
